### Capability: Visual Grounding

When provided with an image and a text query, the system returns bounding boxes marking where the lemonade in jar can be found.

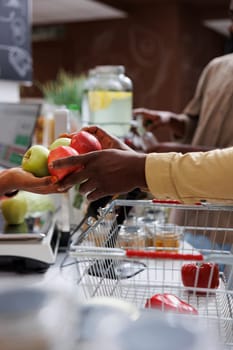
[88,65,133,137]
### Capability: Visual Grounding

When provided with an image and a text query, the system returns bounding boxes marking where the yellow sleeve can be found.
[145,147,233,204]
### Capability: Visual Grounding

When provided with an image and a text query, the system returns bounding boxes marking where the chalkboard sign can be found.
[0,0,32,82]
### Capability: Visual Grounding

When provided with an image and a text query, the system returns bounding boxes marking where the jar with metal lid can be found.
[153,223,184,252]
[87,65,133,137]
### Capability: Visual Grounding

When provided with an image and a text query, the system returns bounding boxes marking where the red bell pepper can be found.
[181,262,219,290]
[145,293,198,315]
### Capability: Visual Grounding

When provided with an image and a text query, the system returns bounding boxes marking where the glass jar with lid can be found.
[153,223,184,252]
[117,225,146,249]
[87,65,133,137]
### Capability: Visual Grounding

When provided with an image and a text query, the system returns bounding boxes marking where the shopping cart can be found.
[70,199,233,349]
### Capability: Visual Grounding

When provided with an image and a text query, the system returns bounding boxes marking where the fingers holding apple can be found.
[81,126,131,151]
[58,130,102,153]
[47,131,102,182]
[48,145,82,182]
[21,137,73,179]
[21,130,101,186]
[70,130,102,154]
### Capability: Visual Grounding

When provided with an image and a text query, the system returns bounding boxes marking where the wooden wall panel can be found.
[22,2,227,114]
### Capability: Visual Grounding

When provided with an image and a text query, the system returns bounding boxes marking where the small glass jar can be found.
[137,217,158,247]
[87,65,133,137]
[117,225,146,249]
[153,223,183,251]
[137,209,165,247]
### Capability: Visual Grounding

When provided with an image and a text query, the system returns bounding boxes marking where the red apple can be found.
[70,130,102,154]
[48,145,81,181]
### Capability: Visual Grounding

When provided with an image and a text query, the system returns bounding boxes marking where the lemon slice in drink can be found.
[89,91,132,112]
[88,91,111,112]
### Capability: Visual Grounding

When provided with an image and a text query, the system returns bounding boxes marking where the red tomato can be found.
[181,263,219,291]
[70,130,102,154]
[48,145,80,181]
[145,293,198,315]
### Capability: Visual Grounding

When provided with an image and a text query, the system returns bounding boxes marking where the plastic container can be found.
[87,65,133,137]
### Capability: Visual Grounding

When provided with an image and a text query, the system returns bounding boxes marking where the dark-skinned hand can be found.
[60,125,132,151]
[133,108,185,139]
[51,149,147,201]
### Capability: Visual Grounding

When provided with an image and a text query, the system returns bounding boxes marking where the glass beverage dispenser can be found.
[87,65,133,138]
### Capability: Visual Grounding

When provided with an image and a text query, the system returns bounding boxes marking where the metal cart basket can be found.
[70,199,233,349]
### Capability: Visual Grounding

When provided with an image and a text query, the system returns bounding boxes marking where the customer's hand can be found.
[51,149,147,201]
[1,168,65,196]
[60,125,133,151]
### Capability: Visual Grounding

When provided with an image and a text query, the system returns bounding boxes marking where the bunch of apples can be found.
[1,131,101,226]
[21,130,102,181]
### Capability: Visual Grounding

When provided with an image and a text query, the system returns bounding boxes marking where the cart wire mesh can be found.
[70,199,233,349]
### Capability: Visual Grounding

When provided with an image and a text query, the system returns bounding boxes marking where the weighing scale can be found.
[0,211,60,273]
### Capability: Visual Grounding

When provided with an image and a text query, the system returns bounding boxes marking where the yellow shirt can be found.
[145,147,233,204]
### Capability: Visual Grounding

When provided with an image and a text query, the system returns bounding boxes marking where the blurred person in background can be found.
[131,0,233,250]
[133,0,233,154]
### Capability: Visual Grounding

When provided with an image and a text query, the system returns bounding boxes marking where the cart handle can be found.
[126,250,204,261]
[152,199,182,204]
[70,246,204,261]
[152,199,202,205]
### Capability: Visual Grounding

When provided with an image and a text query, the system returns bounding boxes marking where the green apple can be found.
[22,145,49,177]
[1,193,28,225]
[4,221,28,233]
[49,137,71,150]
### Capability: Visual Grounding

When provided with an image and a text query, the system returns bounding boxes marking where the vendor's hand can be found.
[60,126,132,151]
[3,168,65,195]
[51,149,147,201]
[133,108,186,140]
[133,108,172,133]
